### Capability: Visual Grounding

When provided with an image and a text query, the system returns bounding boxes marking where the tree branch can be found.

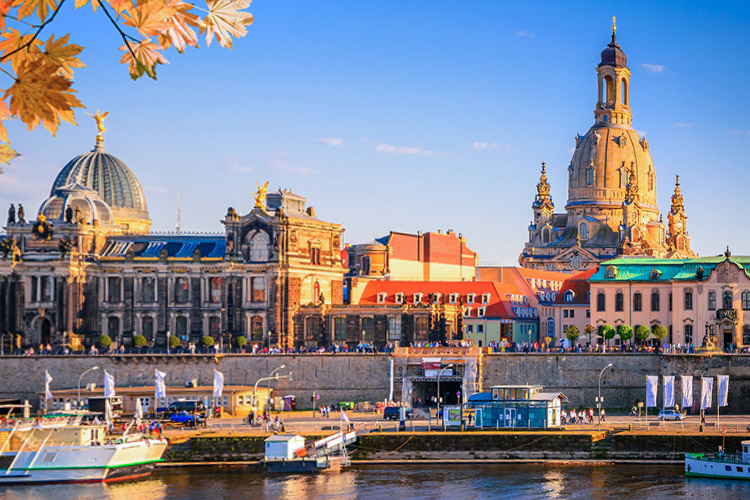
[97,0,138,60]
[1,0,68,64]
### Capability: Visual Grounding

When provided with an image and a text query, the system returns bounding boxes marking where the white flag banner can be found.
[341,409,350,423]
[105,398,113,428]
[104,370,116,398]
[646,375,658,407]
[44,370,53,400]
[718,375,729,407]
[701,377,713,410]
[213,370,224,399]
[155,369,167,400]
[682,376,693,409]
[135,397,143,427]
[663,376,675,408]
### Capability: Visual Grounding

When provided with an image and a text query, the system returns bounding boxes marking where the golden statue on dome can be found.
[254,181,269,209]
[86,110,109,146]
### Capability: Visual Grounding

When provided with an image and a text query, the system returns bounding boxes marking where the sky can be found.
[1,1,750,265]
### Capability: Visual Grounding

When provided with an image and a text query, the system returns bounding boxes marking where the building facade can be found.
[520,24,695,272]
[589,251,750,349]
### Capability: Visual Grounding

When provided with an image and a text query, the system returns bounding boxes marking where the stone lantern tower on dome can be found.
[520,21,693,271]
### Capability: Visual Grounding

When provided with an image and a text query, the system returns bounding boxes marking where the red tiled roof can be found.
[553,267,597,305]
[387,231,475,266]
[358,280,537,320]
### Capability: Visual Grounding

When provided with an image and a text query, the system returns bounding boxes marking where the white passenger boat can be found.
[0,417,167,485]
[685,441,750,480]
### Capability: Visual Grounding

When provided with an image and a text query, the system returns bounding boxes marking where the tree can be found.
[201,335,215,348]
[565,325,579,343]
[133,334,148,347]
[235,335,247,349]
[617,324,633,344]
[584,324,595,344]
[0,0,254,169]
[97,334,112,348]
[635,325,651,344]
[653,325,668,351]
[601,324,616,346]
[168,334,180,349]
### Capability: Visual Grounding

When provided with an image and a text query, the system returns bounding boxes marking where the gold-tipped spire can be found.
[86,110,109,147]
[612,16,616,34]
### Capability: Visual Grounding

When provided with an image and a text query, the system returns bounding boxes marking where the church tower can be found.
[666,175,695,258]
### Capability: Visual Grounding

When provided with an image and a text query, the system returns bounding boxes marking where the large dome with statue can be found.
[49,112,150,233]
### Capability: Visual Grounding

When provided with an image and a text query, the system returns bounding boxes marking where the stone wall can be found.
[2,353,750,412]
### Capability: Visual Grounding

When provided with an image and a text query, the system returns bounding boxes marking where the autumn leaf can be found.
[0,0,13,31]
[0,99,10,143]
[13,0,58,22]
[4,59,84,135]
[0,29,42,71]
[159,0,199,53]
[201,0,253,49]
[0,143,18,164]
[39,34,85,79]
[123,0,175,37]
[119,38,168,79]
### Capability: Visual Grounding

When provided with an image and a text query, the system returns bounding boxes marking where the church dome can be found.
[39,182,114,225]
[599,34,627,68]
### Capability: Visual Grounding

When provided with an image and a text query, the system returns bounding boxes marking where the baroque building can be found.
[0,118,344,350]
[520,23,695,272]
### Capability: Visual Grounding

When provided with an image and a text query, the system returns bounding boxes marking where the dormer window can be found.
[395,293,404,304]
[463,307,471,317]
[376,292,387,304]
[467,293,476,305]
[564,290,574,303]
[477,306,487,318]
[650,269,662,280]
[432,293,442,304]
[413,293,423,304]
[448,293,458,304]
[481,293,491,304]
[605,266,617,279]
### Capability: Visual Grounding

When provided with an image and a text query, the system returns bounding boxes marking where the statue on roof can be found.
[254,181,269,210]
[86,110,109,146]
[7,203,14,225]
[65,205,74,224]
[17,204,25,224]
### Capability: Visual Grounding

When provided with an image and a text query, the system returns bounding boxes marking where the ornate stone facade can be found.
[520,25,694,271]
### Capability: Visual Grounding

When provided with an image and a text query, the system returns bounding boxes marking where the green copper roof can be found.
[590,255,750,282]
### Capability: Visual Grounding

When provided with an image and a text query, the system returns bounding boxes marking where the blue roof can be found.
[101,235,225,260]
[589,255,750,282]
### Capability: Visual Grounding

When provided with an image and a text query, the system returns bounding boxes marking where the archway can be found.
[40,318,51,346]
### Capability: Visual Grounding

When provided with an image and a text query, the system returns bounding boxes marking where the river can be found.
[2,464,750,499]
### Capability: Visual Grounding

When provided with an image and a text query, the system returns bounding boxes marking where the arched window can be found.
[547,317,555,336]
[708,291,716,310]
[248,231,270,262]
[743,325,750,345]
[587,165,595,186]
[684,291,693,311]
[684,324,693,344]
[564,291,574,303]
[596,292,606,312]
[651,291,660,312]
[141,316,154,340]
[251,315,264,340]
[542,228,550,244]
[208,316,221,336]
[107,316,120,338]
[742,291,750,310]
[615,292,624,312]
[633,292,642,312]
[619,167,628,188]
[605,75,614,105]
[649,168,654,190]
[175,315,188,337]
[174,277,190,304]
[313,281,321,304]
[621,79,628,105]
[579,223,589,240]
[723,291,733,310]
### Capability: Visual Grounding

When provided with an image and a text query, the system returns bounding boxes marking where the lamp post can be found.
[77,366,100,409]
[253,370,292,418]
[436,363,454,425]
[598,363,613,427]
[528,329,532,351]
[166,331,171,355]
[267,364,286,414]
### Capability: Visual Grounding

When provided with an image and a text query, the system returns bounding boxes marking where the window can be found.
[432,293,442,304]
[481,293,490,304]
[310,246,321,265]
[619,167,628,188]
[334,317,346,341]
[569,309,575,318]
[175,315,188,337]
[414,317,428,340]
[30,276,38,302]
[107,316,120,337]
[564,291,574,303]
[463,307,471,318]
[724,291,733,309]
[633,292,642,311]
[477,306,487,318]
[449,293,458,304]
[208,317,220,336]
[142,316,154,339]
[395,293,404,304]
[377,293,387,304]
[743,325,750,346]
[248,231,270,262]
[651,292,660,312]
[413,293,423,304]
[684,324,693,344]
[388,316,401,341]
[708,291,716,310]
[467,294,476,304]
[107,277,121,303]
[684,291,693,311]
[586,309,590,318]
[743,291,750,310]
[251,277,266,303]
[563,310,569,318]
[587,165,595,186]
[209,277,222,303]
[477,325,484,334]
[669,293,673,311]
[141,276,156,303]
[615,292,624,311]
[174,277,190,304]
[361,256,371,275]
[596,292,605,312]
[466,325,473,334]
[579,222,589,240]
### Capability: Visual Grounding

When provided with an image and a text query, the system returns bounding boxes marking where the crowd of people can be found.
[560,407,605,425]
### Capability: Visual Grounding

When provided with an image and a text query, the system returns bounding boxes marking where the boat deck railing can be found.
[689,453,750,465]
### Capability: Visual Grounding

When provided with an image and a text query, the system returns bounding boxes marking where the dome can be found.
[599,34,627,68]
[38,182,114,225]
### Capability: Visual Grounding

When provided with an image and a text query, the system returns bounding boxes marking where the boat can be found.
[263,432,354,473]
[0,416,168,485]
[685,441,750,480]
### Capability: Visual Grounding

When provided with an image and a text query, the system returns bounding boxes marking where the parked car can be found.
[383,406,412,421]
[170,411,203,426]
[167,400,206,417]
[658,409,685,421]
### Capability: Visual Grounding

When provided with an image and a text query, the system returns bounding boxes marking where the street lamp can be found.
[598,363,613,427]
[77,366,100,409]
[253,370,293,419]
[528,329,532,351]
[267,365,286,413]
[436,363,454,425]
[166,331,171,355]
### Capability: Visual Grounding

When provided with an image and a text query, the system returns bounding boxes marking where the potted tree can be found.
[635,325,651,347]
[235,335,247,354]
[565,325,579,350]
[653,325,668,353]
[201,336,215,353]
[617,324,633,349]
[133,334,148,353]
[601,324,616,349]
[97,334,112,353]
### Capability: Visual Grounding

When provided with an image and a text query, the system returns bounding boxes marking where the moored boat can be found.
[685,441,750,480]
[0,417,167,485]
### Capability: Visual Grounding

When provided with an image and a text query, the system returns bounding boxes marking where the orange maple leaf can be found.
[122,0,175,37]
[39,34,86,79]
[0,29,43,72]
[0,99,10,142]
[119,37,168,80]
[201,0,253,49]
[13,0,58,22]
[4,59,84,135]
[159,0,199,53]
[0,0,13,31]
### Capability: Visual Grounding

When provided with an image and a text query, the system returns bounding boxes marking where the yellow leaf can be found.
[13,0,58,22]
[40,34,85,79]
[0,29,43,72]
[119,38,168,80]
[159,0,199,53]
[122,0,174,37]
[201,0,253,49]
[0,143,18,164]
[74,0,88,8]
[4,60,84,135]
[105,0,133,14]
[0,0,13,30]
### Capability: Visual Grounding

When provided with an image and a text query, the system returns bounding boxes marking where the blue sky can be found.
[1,1,749,264]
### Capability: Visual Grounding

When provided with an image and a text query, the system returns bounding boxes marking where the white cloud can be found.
[641,63,665,73]
[729,129,744,135]
[146,185,168,194]
[674,122,692,128]
[270,159,318,176]
[229,162,254,174]
[375,142,435,156]
[517,29,534,38]
[317,137,344,146]
[472,141,511,151]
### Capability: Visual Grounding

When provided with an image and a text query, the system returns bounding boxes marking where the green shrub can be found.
[133,334,148,347]
[235,336,247,348]
[617,324,633,342]
[565,325,579,342]
[169,335,181,349]
[602,324,616,345]
[201,336,215,348]
[97,334,112,348]
[635,325,651,343]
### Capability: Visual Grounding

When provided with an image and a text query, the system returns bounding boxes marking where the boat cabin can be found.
[467,384,567,429]
[264,434,306,461]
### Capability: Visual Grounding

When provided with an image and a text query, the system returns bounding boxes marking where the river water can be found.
[3,464,750,499]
